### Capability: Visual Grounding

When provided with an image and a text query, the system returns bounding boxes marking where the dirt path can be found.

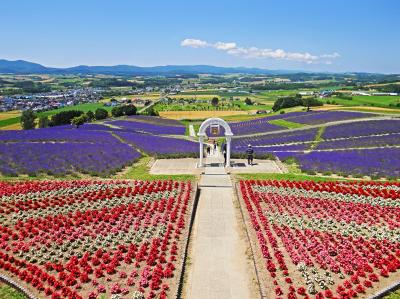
[184,152,257,299]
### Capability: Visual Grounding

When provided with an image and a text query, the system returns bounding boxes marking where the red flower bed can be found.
[0,180,193,298]
[239,179,400,298]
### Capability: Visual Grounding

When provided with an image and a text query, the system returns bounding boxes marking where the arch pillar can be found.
[198,134,205,167]
[226,135,232,167]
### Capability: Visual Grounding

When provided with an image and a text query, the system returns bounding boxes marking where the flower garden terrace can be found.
[0,179,194,299]
[238,179,400,299]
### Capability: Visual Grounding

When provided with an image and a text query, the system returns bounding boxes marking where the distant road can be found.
[138,98,163,114]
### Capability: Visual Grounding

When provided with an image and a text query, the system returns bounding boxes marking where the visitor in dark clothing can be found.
[223,143,227,165]
[246,144,254,165]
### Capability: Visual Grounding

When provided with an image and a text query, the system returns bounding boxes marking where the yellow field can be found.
[169,94,218,100]
[0,123,22,130]
[313,105,345,111]
[159,110,257,120]
[0,110,20,120]
[313,105,400,113]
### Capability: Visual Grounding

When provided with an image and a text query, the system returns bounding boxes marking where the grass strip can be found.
[268,119,305,129]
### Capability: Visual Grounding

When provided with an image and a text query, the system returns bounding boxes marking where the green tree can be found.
[95,108,108,120]
[146,105,158,116]
[244,97,253,105]
[211,97,219,107]
[86,110,95,122]
[111,106,124,117]
[71,114,87,128]
[122,104,137,116]
[38,115,49,128]
[20,109,37,130]
[49,110,84,127]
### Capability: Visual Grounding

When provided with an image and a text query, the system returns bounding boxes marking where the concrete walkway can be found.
[185,152,254,299]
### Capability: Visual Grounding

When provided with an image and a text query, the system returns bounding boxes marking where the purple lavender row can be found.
[232,128,318,147]
[317,134,400,149]
[107,120,186,135]
[126,115,183,127]
[232,142,308,153]
[274,148,400,178]
[297,148,400,178]
[284,111,375,125]
[0,128,120,143]
[205,111,372,136]
[115,131,198,156]
[0,142,140,176]
[322,119,400,139]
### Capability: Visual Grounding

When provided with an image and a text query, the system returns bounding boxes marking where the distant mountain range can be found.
[0,59,300,76]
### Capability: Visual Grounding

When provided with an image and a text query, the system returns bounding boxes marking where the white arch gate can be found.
[197,117,233,167]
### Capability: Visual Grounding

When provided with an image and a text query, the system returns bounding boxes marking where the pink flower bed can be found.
[0,179,193,298]
[239,179,400,298]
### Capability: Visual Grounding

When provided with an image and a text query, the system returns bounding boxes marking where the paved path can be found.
[185,152,254,299]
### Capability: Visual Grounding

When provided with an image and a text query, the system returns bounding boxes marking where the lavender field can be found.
[1,112,399,179]
[276,148,400,178]
[232,128,318,147]
[322,119,400,138]
[0,141,141,176]
[284,110,375,125]
[107,119,186,135]
[0,118,195,176]
[115,131,198,157]
[228,117,400,178]
[208,110,375,136]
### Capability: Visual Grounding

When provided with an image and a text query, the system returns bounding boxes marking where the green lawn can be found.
[0,116,21,128]
[0,283,26,299]
[38,103,113,117]
[116,156,196,181]
[268,119,304,129]
[385,290,400,299]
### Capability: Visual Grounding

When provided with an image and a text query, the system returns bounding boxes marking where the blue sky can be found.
[1,0,399,73]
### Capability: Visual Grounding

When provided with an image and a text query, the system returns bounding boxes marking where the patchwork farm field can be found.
[0,180,194,299]
[158,110,254,120]
[238,179,400,298]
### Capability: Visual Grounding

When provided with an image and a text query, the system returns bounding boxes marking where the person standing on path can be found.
[206,145,211,156]
[223,143,227,166]
[213,140,217,154]
[246,144,254,166]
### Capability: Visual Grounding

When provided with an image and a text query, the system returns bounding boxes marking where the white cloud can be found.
[181,38,340,64]
[321,52,341,59]
[214,42,237,50]
[180,38,209,48]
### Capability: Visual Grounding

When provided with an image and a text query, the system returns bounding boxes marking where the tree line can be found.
[20,104,137,130]
[272,94,323,112]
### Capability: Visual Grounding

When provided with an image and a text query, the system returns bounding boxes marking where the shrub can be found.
[21,109,37,130]
[95,108,109,120]
[49,110,84,127]
[38,115,49,128]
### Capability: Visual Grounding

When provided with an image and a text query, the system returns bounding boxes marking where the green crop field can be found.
[38,102,113,117]
[323,95,400,108]
[0,103,113,129]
